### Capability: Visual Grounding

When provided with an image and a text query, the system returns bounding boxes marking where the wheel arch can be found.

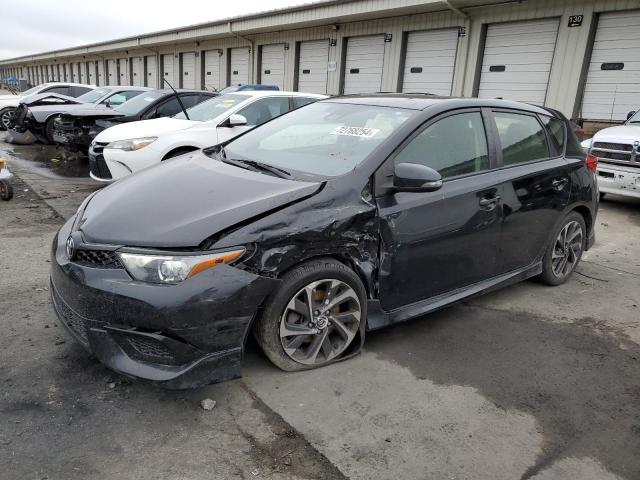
[161,145,199,160]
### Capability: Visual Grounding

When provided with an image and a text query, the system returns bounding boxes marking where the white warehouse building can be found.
[1,0,640,127]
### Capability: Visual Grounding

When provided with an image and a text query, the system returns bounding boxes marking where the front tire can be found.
[255,258,366,372]
[539,212,586,286]
[0,107,16,131]
[44,117,57,144]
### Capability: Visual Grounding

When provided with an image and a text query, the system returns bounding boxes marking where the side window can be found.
[43,86,70,96]
[237,97,290,126]
[493,112,550,166]
[179,94,202,109]
[154,98,182,117]
[292,97,317,109]
[539,114,565,156]
[394,112,489,178]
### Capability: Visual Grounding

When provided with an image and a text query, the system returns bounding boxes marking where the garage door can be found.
[131,57,142,86]
[88,61,97,85]
[260,44,285,89]
[402,29,459,95]
[181,52,196,89]
[118,58,129,85]
[297,40,329,94]
[581,11,640,121]
[343,35,385,95]
[97,61,105,86]
[203,50,222,91]
[72,63,80,83]
[478,18,559,105]
[162,54,175,87]
[229,47,250,86]
[146,56,157,88]
[106,60,116,85]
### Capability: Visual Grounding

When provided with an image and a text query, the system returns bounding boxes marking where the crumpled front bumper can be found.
[50,216,279,389]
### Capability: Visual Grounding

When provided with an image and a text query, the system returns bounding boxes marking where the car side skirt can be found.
[366,262,543,331]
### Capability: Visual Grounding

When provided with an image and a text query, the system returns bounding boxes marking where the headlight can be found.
[118,249,245,284]
[106,137,157,151]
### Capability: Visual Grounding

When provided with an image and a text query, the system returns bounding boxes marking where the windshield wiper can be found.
[235,159,292,179]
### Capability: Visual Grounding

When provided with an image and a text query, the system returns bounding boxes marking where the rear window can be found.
[540,114,565,156]
[114,91,165,115]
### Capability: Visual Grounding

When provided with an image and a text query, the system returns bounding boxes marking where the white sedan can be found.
[88,90,327,182]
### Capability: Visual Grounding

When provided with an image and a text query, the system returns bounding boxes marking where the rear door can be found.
[376,109,503,310]
[491,109,571,273]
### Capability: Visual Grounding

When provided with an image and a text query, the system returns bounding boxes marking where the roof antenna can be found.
[162,77,190,120]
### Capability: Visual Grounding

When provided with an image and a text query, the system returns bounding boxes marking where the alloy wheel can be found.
[551,220,583,278]
[279,278,361,366]
[1,110,15,129]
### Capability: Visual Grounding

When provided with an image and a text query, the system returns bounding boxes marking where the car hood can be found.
[0,97,21,108]
[78,151,322,247]
[95,117,200,143]
[591,125,640,143]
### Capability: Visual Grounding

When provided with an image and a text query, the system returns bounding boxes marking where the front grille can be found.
[591,141,638,167]
[126,336,175,362]
[595,150,633,161]
[74,249,122,268]
[89,153,112,180]
[51,287,89,343]
[593,142,633,152]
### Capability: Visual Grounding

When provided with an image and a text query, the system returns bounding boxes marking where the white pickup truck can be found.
[582,109,640,200]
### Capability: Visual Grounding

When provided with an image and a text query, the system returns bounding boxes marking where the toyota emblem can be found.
[66,236,75,259]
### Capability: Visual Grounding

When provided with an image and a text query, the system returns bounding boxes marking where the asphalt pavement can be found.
[1,135,639,480]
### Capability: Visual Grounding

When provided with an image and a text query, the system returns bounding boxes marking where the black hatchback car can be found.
[50,95,598,388]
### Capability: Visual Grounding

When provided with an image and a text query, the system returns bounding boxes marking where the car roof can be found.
[38,82,98,89]
[228,90,327,99]
[97,85,152,91]
[325,94,552,116]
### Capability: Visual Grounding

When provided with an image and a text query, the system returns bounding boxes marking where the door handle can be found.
[479,195,501,207]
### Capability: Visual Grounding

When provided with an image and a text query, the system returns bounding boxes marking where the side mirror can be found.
[627,110,636,121]
[393,163,443,192]
[103,99,111,108]
[223,114,247,127]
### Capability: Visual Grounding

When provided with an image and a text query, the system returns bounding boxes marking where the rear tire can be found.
[0,181,13,201]
[255,258,366,372]
[538,211,586,286]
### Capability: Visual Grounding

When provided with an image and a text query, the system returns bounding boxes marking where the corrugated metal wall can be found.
[3,0,640,120]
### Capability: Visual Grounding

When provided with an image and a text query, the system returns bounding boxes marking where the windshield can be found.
[627,110,640,124]
[223,102,414,177]
[77,88,110,104]
[20,85,42,96]
[114,91,164,115]
[174,94,248,121]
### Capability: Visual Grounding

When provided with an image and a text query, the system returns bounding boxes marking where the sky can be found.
[0,0,312,60]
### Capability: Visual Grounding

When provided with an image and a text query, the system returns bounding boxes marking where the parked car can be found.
[217,84,279,94]
[8,86,151,144]
[50,95,597,389]
[0,82,95,131]
[581,109,640,200]
[88,91,326,182]
[52,89,217,153]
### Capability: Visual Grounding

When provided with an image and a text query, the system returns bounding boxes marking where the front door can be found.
[377,110,504,311]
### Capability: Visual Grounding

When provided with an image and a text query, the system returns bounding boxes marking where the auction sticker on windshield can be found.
[331,126,380,138]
